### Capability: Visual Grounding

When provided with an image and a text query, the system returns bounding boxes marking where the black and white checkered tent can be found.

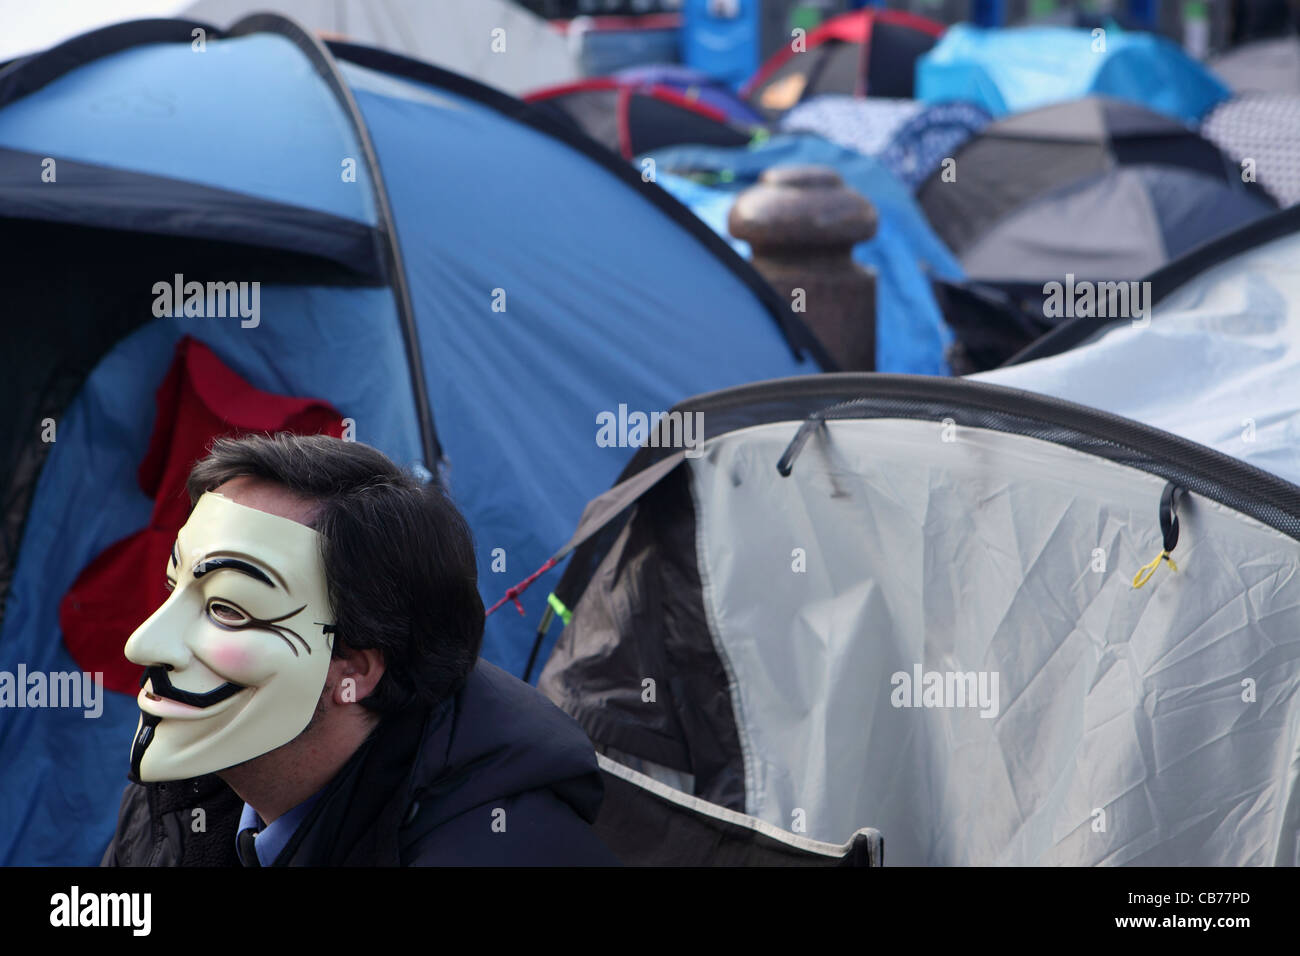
[534,366,1300,865]
[779,95,923,158]
[1201,93,1300,205]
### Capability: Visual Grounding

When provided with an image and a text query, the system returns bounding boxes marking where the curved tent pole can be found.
[324,40,835,371]
[226,13,443,474]
[0,19,219,105]
[0,15,445,476]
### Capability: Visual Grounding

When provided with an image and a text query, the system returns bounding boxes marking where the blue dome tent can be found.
[917,24,1231,124]
[0,15,827,865]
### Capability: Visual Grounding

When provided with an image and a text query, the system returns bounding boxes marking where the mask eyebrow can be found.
[170,542,180,568]
[192,557,278,589]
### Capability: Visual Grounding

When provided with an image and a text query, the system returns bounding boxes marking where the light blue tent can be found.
[645,135,963,376]
[0,16,826,864]
[917,24,1230,123]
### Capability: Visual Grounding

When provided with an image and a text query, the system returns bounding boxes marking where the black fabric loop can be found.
[1161,482,1184,553]
[777,417,824,477]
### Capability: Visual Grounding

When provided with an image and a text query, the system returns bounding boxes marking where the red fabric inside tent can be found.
[60,336,344,695]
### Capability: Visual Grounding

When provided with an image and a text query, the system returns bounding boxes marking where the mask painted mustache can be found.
[141,665,245,709]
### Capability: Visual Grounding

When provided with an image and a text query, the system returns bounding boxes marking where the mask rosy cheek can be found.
[204,643,259,678]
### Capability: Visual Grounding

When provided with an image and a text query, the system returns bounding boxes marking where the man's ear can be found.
[327,645,385,705]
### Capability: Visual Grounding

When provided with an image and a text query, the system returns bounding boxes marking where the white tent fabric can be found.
[975,231,1300,488]
[182,0,578,94]
[0,0,191,62]
[690,418,1300,864]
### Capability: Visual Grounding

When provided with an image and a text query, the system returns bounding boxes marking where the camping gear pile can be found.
[4,3,1300,867]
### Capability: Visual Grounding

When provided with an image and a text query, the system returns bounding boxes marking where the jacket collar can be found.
[272,698,447,866]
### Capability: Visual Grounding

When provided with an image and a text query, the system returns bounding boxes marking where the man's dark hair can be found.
[187,433,484,713]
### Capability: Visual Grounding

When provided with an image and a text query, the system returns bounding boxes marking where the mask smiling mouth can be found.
[138,665,245,717]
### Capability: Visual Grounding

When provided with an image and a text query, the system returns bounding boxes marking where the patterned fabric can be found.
[780,95,924,157]
[1201,93,1300,206]
[878,100,993,190]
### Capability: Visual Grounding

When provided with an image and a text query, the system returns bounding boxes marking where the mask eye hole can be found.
[206,599,251,628]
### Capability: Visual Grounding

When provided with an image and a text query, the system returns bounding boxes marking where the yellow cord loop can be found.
[1132,549,1179,589]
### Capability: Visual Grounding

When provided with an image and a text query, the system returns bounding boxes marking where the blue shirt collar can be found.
[236,791,322,866]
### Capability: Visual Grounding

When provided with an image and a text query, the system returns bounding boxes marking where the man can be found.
[102,433,616,866]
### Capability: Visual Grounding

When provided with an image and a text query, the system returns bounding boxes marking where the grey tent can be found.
[1201,93,1300,206]
[535,371,1300,865]
[959,164,1275,282]
[181,0,578,93]
[918,96,1245,257]
[1208,35,1300,94]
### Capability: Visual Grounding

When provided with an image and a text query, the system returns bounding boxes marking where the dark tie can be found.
[237,827,261,867]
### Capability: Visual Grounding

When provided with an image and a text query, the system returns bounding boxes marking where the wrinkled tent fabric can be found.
[977,214,1300,488]
[917,96,1244,256]
[539,375,1300,865]
[0,18,824,865]
[1201,93,1300,206]
[780,95,924,158]
[917,25,1231,123]
[645,135,962,375]
[183,0,579,94]
[959,164,1276,281]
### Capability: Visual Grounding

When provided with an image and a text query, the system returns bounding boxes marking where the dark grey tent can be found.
[535,373,1300,865]
[931,164,1275,371]
[959,164,1276,282]
[917,96,1246,256]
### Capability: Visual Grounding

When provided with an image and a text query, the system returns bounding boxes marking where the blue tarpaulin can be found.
[645,135,963,376]
[917,25,1230,123]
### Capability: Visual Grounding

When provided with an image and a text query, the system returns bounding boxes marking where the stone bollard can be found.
[727,165,878,371]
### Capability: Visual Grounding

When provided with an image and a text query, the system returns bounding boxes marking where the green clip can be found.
[547,592,573,626]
